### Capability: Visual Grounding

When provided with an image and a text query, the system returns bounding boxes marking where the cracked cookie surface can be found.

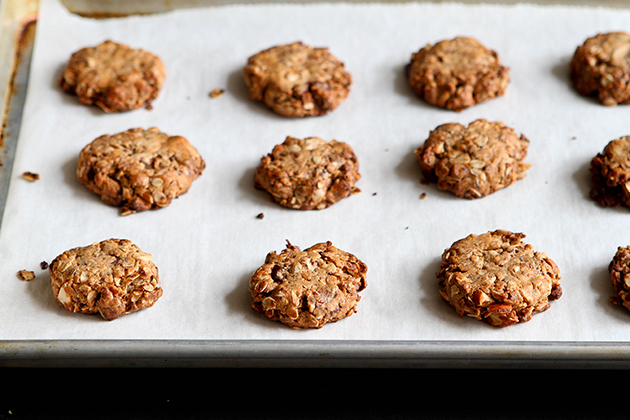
[570,32,630,106]
[590,136,630,208]
[407,37,509,111]
[249,241,367,329]
[254,136,360,210]
[59,40,166,112]
[609,246,630,312]
[77,127,205,215]
[49,239,162,321]
[415,119,530,199]
[438,230,562,327]
[243,42,352,117]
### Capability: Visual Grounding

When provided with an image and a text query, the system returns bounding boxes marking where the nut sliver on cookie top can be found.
[77,127,205,215]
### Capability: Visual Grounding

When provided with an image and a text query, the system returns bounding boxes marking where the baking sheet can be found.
[2,0,630,348]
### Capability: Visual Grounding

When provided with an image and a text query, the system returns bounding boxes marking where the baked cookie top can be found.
[249,241,367,329]
[438,230,562,327]
[242,42,352,117]
[254,136,361,210]
[590,135,630,208]
[77,127,205,215]
[570,32,630,106]
[609,245,630,312]
[407,37,509,111]
[415,119,530,199]
[59,40,166,113]
[48,238,162,321]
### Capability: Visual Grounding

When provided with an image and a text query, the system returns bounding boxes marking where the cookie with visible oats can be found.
[415,119,530,199]
[48,239,162,321]
[242,42,352,117]
[249,241,367,329]
[254,136,361,210]
[59,40,166,112]
[590,136,630,208]
[438,230,562,327]
[609,246,630,312]
[570,32,630,107]
[77,127,205,215]
[407,37,509,111]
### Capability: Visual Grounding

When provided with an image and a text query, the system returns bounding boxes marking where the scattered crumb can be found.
[145,102,153,110]
[372,192,377,196]
[405,226,409,230]
[22,171,39,181]
[40,261,49,270]
[17,270,35,281]
[209,88,225,98]
[420,192,427,199]
[571,136,577,141]
[256,213,264,219]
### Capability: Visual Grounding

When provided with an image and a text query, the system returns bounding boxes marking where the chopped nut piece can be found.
[17,270,35,282]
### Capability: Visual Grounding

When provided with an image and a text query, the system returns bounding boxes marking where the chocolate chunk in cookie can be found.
[590,135,630,208]
[242,42,352,117]
[407,37,509,111]
[48,239,162,321]
[609,246,630,312]
[438,230,562,327]
[249,241,367,329]
[77,127,205,215]
[570,32,630,106]
[59,40,166,112]
[254,136,361,210]
[415,119,530,199]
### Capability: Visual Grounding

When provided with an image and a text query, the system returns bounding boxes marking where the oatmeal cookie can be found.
[590,136,630,208]
[242,42,352,117]
[609,246,630,312]
[438,230,562,327]
[77,127,205,215]
[407,37,509,111]
[249,241,367,329]
[48,239,162,321]
[415,119,530,199]
[570,32,630,106]
[59,40,166,112]
[254,136,361,210]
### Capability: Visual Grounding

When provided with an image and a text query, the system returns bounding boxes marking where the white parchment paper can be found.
[2,0,630,342]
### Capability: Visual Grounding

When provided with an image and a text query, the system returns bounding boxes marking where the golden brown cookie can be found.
[77,127,205,215]
[48,239,162,321]
[242,42,352,117]
[609,246,630,312]
[590,136,630,208]
[570,32,630,106]
[254,136,361,210]
[415,119,530,199]
[407,37,509,111]
[249,241,367,329]
[438,230,562,327]
[59,40,166,112]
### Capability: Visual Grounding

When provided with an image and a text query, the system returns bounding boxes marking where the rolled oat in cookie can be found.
[570,32,630,107]
[48,239,162,321]
[249,241,367,329]
[59,40,166,113]
[590,136,630,208]
[254,136,361,210]
[438,230,562,327]
[77,127,205,215]
[242,42,352,117]
[415,119,530,199]
[407,37,509,111]
[609,246,630,312]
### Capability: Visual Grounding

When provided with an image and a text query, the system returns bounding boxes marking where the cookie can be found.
[570,32,630,106]
[609,246,630,312]
[242,42,352,117]
[77,127,205,215]
[589,136,630,208]
[415,119,530,199]
[254,136,361,210]
[407,37,509,111]
[438,230,562,327]
[249,241,367,329]
[48,239,162,321]
[59,40,166,112]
